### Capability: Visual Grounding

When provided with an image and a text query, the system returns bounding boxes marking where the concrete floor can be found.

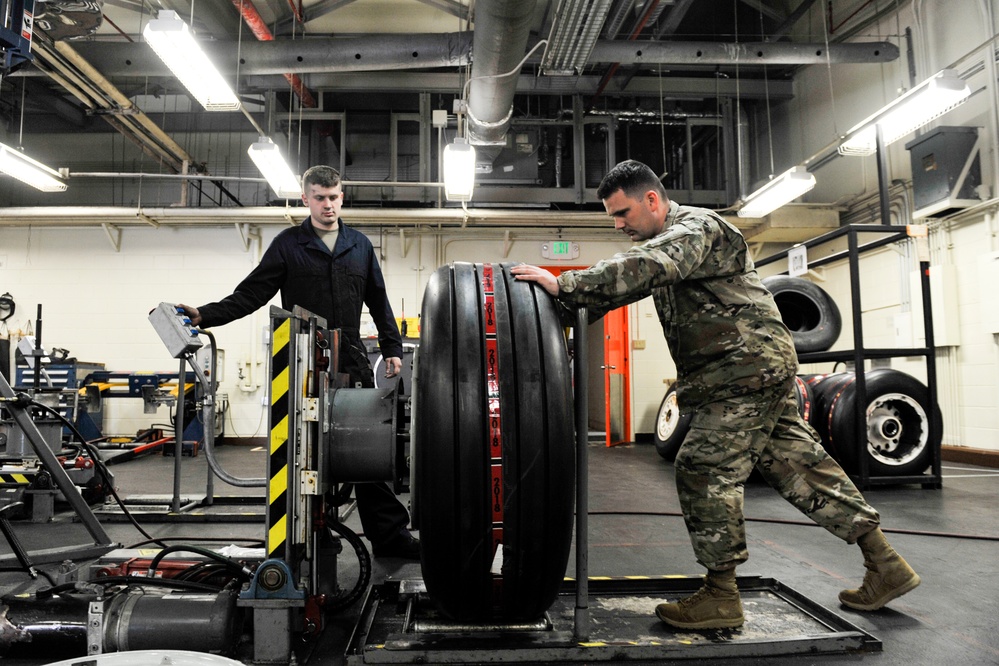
[1,441,997,665]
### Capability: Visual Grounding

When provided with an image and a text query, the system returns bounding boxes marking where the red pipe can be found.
[104,436,173,465]
[287,0,304,25]
[130,436,174,455]
[232,0,317,108]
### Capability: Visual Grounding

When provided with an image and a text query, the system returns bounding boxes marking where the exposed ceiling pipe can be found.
[0,204,777,234]
[0,206,612,228]
[63,34,474,76]
[465,0,539,147]
[286,0,305,25]
[588,39,900,65]
[56,34,896,77]
[231,0,317,108]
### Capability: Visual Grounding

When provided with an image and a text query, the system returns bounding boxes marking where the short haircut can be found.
[596,160,667,201]
[302,165,341,189]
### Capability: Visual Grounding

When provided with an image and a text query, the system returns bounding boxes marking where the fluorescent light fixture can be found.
[143,10,241,111]
[0,142,67,192]
[839,69,971,156]
[248,137,301,199]
[443,137,476,202]
[737,166,816,218]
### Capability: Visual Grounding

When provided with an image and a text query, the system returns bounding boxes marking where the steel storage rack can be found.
[756,223,942,490]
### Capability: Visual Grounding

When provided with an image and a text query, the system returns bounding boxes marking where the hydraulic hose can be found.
[21,396,168,549]
[192,329,265,487]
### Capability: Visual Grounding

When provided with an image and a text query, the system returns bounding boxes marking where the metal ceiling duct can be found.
[55,34,898,78]
[61,34,475,76]
[589,40,900,65]
[465,0,539,147]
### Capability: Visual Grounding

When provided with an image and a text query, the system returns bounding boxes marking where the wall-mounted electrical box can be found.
[906,126,982,219]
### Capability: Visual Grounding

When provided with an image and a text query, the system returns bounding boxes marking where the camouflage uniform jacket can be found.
[557,200,797,409]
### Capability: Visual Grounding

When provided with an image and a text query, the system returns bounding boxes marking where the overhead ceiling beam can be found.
[157,0,243,39]
[273,0,361,35]
[771,0,820,39]
[738,0,785,23]
[29,38,194,172]
[652,0,695,39]
[412,0,470,21]
[0,204,811,240]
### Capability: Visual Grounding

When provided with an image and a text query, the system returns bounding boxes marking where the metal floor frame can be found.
[346,574,881,663]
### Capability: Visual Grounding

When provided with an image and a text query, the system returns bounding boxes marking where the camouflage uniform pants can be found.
[674,377,880,571]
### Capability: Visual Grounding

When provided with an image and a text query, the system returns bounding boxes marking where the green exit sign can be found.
[541,240,579,260]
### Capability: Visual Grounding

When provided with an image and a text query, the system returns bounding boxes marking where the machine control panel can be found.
[149,302,203,359]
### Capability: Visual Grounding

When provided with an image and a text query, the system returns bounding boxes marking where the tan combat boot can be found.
[839,528,921,611]
[655,569,744,629]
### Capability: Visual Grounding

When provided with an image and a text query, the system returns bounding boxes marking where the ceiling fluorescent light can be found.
[443,137,476,202]
[839,69,970,156]
[143,10,241,111]
[0,142,67,192]
[248,137,301,199]
[737,166,815,218]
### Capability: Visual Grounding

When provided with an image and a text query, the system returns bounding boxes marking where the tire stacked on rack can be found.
[413,262,575,622]
[653,369,939,478]
[654,377,815,463]
[762,275,842,354]
[806,368,941,477]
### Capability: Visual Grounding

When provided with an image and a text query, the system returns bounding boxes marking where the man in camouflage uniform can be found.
[511,160,920,629]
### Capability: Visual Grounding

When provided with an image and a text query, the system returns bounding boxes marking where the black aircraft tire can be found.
[413,262,575,622]
[653,384,692,462]
[762,275,842,353]
[827,368,940,477]
[809,372,856,461]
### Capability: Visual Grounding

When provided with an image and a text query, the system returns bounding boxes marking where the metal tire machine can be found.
[152,302,410,665]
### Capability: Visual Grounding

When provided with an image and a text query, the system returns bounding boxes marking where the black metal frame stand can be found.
[756,223,942,489]
[0,372,118,568]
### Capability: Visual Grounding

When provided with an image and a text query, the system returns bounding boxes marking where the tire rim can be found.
[657,391,681,441]
[866,392,928,466]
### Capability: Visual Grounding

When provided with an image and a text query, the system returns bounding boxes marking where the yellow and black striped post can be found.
[267,315,292,561]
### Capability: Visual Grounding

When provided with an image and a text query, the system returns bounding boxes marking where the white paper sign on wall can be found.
[788,245,808,277]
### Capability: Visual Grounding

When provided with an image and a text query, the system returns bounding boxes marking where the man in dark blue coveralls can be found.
[177,165,418,559]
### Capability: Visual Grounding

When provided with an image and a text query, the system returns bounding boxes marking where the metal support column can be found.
[573,308,589,640]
